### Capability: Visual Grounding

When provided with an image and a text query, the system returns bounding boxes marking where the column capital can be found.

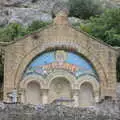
[41,89,49,94]
[18,88,25,93]
[72,89,80,96]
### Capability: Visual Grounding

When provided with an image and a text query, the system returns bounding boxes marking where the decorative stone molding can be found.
[78,75,100,101]
[14,43,106,90]
[19,75,46,89]
[3,9,118,103]
[46,70,76,89]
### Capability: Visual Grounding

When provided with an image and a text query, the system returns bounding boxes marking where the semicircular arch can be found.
[78,75,99,92]
[46,70,76,89]
[19,75,46,90]
[15,43,107,89]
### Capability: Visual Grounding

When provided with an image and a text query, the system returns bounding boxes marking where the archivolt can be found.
[15,43,107,89]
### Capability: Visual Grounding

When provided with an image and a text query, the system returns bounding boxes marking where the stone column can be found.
[95,96,100,103]
[72,89,79,107]
[18,89,25,103]
[94,91,100,103]
[42,89,48,104]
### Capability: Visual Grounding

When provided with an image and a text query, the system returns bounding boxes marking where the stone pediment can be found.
[3,9,118,105]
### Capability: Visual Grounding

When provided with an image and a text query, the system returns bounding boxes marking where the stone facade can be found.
[3,10,118,107]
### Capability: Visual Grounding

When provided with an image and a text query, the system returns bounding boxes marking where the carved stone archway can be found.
[15,44,106,91]
[47,70,76,89]
[15,44,105,104]
[79,82,94,106]
[48,77,72,104]
[19,75,46,104]
[19,75,46,89]
[78,75,100,103]
[26,81,41,105]
[45,70,75,105]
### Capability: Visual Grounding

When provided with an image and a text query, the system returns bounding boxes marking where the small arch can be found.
[48,77,72,104]
[78,75,100,92]
[78,75,100,104]
[79,82,94,106]
[19,75,45,104]
[47,70,76,89]
[19,75,45,90]
[26,81,42,105]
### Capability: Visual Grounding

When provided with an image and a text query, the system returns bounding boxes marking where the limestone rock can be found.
[68,17,84,25]
[0,17,8,26]
[0,0,119,26]
[0,103,120,120]
[8,8,52,25]
[0,0,68,26]
[0,0,30,6]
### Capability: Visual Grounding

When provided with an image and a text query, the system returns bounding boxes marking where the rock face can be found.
[8,8,52,25]
[0,102,120,120]
[0,0,69,26]
[0,0,119,26]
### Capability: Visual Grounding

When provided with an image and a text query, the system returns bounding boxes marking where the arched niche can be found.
[79,82,94,106]
[48,77,72,103]
[26,81,42,105]
[19,75,45,104]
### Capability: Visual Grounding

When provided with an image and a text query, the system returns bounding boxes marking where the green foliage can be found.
[0,21,50,42]
[80,8,120,46]
[69,0,103,19]
[27,21,50,33]
[0,23,27,42]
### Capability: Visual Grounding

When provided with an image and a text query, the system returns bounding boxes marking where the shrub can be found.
[80,8,120,46]
[69,0,103,19]
[0,21,50,42]
[27,21,50,33]
[0,23,27,42]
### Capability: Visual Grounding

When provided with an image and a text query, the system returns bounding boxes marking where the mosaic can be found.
[24,50,97,79]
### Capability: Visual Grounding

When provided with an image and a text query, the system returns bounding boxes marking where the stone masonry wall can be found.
[3,10,118,102]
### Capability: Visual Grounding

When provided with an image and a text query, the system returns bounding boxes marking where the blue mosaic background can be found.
[24,51,97,79]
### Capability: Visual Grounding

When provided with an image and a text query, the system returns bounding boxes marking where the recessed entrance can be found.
[48,77,72,103]
[79,82,94,106]
[26,81,41,105]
